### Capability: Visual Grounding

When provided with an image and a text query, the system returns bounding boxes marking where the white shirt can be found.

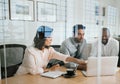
[15,47,69,75]
[90,37,119,57]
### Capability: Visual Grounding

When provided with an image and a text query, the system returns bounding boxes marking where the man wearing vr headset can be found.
[60,24,86,59]
[15,26,86,75]
[90,27,119,57]
[59,24,87,68]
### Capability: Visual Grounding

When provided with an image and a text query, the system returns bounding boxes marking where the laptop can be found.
[81,56,118,77]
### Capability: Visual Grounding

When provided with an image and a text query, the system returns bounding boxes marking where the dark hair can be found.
[34,26,53,50]
[34,32,50,50]
[34,32,45,50]
[102,27,109,32]
[73,24,85,35]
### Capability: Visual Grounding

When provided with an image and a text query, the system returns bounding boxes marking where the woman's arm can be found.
[59,42,70,55]
[49,47,87,70]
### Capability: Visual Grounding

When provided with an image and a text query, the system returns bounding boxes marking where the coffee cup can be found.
[66,69,75,76]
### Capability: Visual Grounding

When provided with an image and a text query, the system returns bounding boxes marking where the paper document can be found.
[41,71,65,78]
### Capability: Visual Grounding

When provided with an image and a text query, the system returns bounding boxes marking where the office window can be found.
[66,0,74,38]
[83,0,100,42]
[0,0,67,45]
[107,6,118,35]
[0,1,8,43]
[0,0,25,43]
[84,0,118,40]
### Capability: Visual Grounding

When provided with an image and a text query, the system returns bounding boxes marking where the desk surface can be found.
[1,68,120,84]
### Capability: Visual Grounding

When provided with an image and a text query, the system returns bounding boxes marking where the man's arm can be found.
[59,42,70,55]
[65,57,87,70]
[111,40,119,56]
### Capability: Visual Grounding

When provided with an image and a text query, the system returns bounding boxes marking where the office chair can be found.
[0,44,26,78]
[51,45,60,52]
[118,47,120,67]
[118,54,120,67]
[117,40,120,67]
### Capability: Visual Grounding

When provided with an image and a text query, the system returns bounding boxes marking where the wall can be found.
[116,0,120,35]
[66,0,85,38]
[0,0,120,46]
[0,0,67,46]
[69,0,120,43]
[99,0,119,35]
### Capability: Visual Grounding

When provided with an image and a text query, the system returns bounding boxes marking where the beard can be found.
[102,39,108,45]
[74,38,83,43]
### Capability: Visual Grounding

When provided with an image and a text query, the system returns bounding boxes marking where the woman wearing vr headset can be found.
[15,26,86,75]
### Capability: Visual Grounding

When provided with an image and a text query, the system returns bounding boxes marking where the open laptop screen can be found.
[81,56,118,76]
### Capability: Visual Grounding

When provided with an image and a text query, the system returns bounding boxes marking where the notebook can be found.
[81,56,118,77]
[41,70,65,78]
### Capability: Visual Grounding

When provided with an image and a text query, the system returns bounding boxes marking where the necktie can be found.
[74,44,80,59]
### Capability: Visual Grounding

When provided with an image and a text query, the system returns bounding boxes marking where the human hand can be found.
[77,62,87,71]
[79,60,86,65]
[49,64,60,71]
[44,64,60,72]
